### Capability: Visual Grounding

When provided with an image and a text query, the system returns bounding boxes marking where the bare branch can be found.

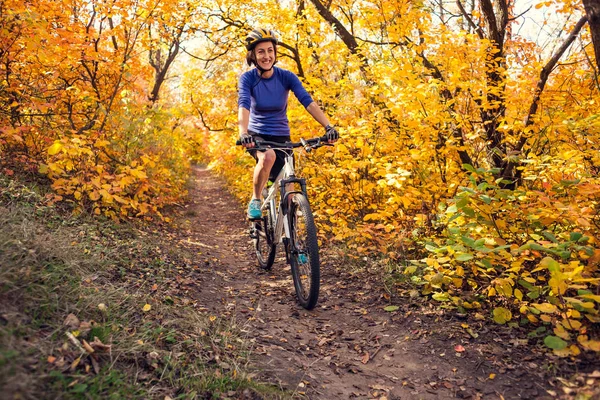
[278,41,305,78]
[307,0,366,68]
[521,16,588,136]
[509,6,532,22]
[190,94,227,132]
[456,0,485,39]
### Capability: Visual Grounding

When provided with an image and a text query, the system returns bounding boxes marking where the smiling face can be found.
[253,41,276,72]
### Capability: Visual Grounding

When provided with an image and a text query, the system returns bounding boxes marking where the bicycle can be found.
[236,135,332,310]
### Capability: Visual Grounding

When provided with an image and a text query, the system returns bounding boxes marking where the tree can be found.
[583,0,600,70]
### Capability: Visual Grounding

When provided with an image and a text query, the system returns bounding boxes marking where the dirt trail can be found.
[177,166,558,399]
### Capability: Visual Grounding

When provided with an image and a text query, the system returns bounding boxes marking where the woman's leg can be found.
[253,149,276,199]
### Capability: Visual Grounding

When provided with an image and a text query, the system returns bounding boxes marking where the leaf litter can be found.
[166,167,600,400]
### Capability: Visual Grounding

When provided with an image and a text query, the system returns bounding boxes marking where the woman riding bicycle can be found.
[238,27,339,220]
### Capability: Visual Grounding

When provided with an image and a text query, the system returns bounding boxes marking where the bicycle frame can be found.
[261,150,307,247]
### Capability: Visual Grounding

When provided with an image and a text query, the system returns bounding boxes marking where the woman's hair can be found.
[246,50,256,66]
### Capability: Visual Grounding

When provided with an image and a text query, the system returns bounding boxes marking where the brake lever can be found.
[300,138,313,153]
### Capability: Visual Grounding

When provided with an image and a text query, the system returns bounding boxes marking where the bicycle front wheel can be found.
[252,207,276,270]
[288,193,320,310]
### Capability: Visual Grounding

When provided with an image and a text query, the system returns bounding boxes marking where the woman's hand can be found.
[240,133,255,148]
[325,125,339,143]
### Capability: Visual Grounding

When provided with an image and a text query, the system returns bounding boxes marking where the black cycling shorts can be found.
[247,132,293,183]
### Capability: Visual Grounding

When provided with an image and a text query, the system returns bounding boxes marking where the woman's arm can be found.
[238,107,250,136]
[306,102,330,128]
[238,107,255,148]
[306,101,339,142]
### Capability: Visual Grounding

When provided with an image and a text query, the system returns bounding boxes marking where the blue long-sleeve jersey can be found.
[238,66,314,137]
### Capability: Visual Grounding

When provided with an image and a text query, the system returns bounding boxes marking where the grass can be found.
[0,174,287,399]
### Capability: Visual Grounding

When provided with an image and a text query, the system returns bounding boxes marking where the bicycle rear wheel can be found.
[252,207,276,270]
[288,193,320,309]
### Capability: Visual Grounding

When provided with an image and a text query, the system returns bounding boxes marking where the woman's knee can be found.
[257,150,276,167]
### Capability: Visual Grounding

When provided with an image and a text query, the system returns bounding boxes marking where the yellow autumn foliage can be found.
[1,0,598,354]
[177,0,599,355]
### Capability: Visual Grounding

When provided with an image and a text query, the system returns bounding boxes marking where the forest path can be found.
[176,166,552,400]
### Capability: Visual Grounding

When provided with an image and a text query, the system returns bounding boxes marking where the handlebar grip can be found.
[235,139,242,146]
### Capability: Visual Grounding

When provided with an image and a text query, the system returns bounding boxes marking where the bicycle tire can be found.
[288,193,320,309]
[253,207,276,270]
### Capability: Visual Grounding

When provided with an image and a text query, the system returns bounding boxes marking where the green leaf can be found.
[528,326,546,337]
[456,253,474,262]
[474,238,485,247]
[457,196,469,208]
[384,306,400,312]
[558,251,571,260]
[560,179,580,187]
[481,195,492,204]
[518,279,534,290]
[425,244,439,253]
[461,236,475,247]
[448,213,462,223]
[577,236,589,244]
[462,164,476,172]
[542,231,558,243]
[528,306,541,315]
[492,307,512,324]
[529,243,547,251]
[492,245,511,252]
[463,207,475,217]
[544,335,568,350]
[570,232,583,242]
[540,256,560,272]
[477,182,490,191]
[496,178,513,186]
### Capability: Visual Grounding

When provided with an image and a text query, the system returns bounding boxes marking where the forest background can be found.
[1,0,600,362]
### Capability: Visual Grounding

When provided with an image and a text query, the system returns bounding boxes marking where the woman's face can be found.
[254,41,275,70]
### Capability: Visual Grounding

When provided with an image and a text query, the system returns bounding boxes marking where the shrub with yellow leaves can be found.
[415,166,600,355]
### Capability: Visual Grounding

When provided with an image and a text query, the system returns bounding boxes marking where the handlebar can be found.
[236,135,333,152]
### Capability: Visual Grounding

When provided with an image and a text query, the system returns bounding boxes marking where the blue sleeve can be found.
[285,70,313,108]
[238,71,252,110]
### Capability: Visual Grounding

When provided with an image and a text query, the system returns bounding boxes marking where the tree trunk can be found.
[583,0,600,70]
